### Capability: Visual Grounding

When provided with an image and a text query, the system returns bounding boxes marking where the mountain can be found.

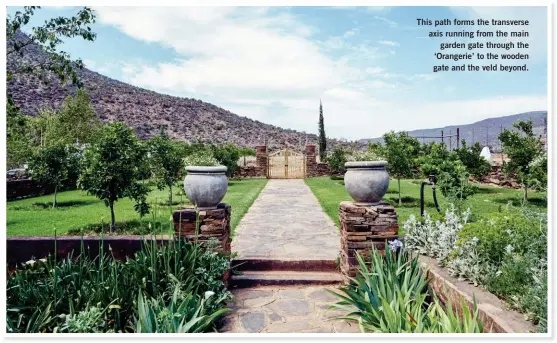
[359,111,547,152]
[7,31,330,150]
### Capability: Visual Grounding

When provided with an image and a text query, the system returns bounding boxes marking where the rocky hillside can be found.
[7,32,329,150]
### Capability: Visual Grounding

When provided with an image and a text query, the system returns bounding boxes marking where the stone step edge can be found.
[231,258,339,272]
[230,271,343,288]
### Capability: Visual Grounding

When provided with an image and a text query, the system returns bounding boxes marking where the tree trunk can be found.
[524,182,528,202]
[169,184,173,206]
[398,178,402,206]
[109,200,116,232]
[52,185,58,208]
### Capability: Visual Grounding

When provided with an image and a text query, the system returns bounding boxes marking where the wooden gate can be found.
[268,148,306,179]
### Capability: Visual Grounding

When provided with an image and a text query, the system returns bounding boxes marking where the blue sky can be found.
[8,6,548,139]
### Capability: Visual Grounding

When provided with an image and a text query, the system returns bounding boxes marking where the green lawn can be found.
[7,178,268,236]
[305,176,547,231]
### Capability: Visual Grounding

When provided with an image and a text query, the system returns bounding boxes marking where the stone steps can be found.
[232,258,338,272]
[230,271,343,288]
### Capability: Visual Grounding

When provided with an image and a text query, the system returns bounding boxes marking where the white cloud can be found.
[93,6,545,140]
[373,16,398,28]
[377,40,399,46]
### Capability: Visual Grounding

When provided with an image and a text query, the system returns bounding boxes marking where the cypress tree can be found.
[318,100,327,161]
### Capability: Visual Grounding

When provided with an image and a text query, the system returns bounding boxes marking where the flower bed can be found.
[6,237,231,333]
[403,205,547,332]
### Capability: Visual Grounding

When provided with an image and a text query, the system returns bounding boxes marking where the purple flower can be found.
[389,239,403,251]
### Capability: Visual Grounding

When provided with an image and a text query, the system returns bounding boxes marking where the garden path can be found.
[232,179,340,260]
[225,180,355,333]
[220,285,359,333]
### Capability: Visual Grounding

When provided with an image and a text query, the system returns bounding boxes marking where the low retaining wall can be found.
[7,179,76,201]
[419,255,536,333]
[6,235,172,267]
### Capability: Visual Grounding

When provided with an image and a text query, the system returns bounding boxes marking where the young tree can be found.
[455,140,491,180]
[499,120,544,201]
[328,147,348,174]
[318,100,327,161]
[28,144,81,208]
[149,129,182,205]
[211,143,240,177]
[383,131,420,205]
[55,88,101,145]
[79,123,150,231]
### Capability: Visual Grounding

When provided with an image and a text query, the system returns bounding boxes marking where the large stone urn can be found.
[183,166,228,209]
[344,161,389,204]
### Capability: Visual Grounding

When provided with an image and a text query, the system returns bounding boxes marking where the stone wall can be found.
[305,145,331,177]
[339,201,399,280]
[173,203,232,254]
[233,166,266,178]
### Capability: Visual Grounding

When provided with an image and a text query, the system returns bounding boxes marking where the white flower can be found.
[25,260,36,266]
[39,258,47,263]
[505,244,514,254]
[471,237,479,244]
[204,291,215,299]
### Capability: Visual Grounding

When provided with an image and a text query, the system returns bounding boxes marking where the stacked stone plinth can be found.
[173,203,231,254]
[339,201,399,280]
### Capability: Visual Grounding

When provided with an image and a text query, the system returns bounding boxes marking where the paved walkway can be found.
[232,179,340,260]
[220,285,360,333]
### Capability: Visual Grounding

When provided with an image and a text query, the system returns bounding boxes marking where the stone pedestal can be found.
[173,203,231,254]
[339,201,399,281]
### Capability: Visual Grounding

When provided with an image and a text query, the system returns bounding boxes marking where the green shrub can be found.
[211,143,240,177]
[455,141,491,180]
[327,147,347,174]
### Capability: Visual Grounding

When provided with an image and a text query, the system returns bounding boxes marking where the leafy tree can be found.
[149,129,182,205]
[383,131,420,205]
[211,143,240,177]
[318,100,327,161]
[7,6,96,85]
[499,120,544,201]
[79,123,150,231]
[328,147,347,174]
[455,140,491,180]
[6,6,96,166]
[54,88,100,145]
[28,144,81,208]
[418,142,476,201]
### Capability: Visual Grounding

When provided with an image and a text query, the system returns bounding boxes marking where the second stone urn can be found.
[183,166,228,209]
[344,161,389,204]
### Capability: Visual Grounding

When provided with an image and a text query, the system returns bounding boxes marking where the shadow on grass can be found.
[474,187,501,194]
[10,200,98,211]
[492,197,546,208]
[65,219,172,236]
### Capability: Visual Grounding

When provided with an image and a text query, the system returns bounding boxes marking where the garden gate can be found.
[267,148,306,179]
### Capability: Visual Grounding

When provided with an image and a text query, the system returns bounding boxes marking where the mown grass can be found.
[305,176,547,232]
[7,178,268,236]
